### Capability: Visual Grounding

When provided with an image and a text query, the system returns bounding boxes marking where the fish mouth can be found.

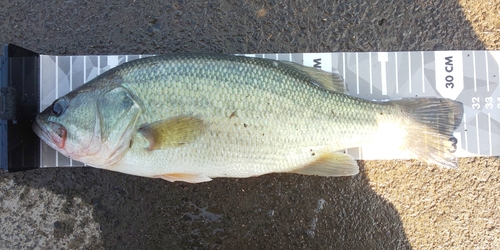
[32,117,66,150]
[32,117,50,144]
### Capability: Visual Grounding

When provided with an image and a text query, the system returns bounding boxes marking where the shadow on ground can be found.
[6,162,411,249]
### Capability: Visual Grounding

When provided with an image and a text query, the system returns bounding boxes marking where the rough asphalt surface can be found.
[1,0,499,249]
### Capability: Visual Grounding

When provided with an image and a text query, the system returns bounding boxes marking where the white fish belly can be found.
[112,107,382,178]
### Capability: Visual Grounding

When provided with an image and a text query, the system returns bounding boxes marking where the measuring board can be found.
[38,52,500,168]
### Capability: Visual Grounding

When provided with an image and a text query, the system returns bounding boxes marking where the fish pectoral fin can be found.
[290,152,359,177]
[157,173,212,183]
[138,116,205,151]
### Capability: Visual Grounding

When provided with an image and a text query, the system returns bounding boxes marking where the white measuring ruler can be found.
[38,51,500,167]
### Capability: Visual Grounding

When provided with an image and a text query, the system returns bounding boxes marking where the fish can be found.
[33,54,464,183]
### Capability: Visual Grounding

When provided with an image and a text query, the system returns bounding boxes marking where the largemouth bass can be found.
[33,54,463,183]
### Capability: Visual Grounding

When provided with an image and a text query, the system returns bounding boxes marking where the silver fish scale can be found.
[106,54,388,177]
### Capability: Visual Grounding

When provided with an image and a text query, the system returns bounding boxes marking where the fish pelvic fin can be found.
[157,173,212,183]
[290,152,359,177]
[394,98,464,168]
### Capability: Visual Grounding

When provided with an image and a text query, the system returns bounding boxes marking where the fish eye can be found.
[51,98,67,117]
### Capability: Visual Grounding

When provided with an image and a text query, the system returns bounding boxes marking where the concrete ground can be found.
[1,0,499,249]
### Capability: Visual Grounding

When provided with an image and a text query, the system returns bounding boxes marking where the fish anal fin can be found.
[291,152,359,177]
[158,173,212,183]
[138,116,205,151]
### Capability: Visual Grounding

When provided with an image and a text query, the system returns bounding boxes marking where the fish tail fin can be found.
[394,98,464,168]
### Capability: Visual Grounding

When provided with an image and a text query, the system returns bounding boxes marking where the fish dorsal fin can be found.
[138,116,205,151]
[290,151,359,176]
[158,173,212,183]
[280,61,347,93]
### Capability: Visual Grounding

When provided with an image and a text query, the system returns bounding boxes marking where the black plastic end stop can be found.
[0,44,40,172]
